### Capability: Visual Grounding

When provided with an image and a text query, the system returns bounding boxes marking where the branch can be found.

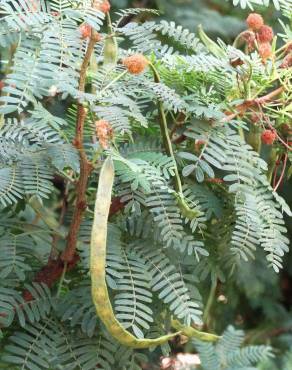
[22,255,80,301]
[61,34,98,263]
[173,87,285,144]
[222,87,284,124]
[274,153,288,191]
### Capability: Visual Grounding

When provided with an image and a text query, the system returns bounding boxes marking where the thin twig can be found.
[272,160,280,188]
[262,111,292,151]
[149,62,183,194]
[221,86,284,124]
[173,87,285,145]
[274,153,288,191]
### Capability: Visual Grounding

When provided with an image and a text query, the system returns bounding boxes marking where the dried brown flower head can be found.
[79,23,92,39]
[94,0,111,13]
[95,120,113,149]
[259,42,272,61]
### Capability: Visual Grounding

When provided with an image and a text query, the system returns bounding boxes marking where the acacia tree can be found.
[0,0,291,369]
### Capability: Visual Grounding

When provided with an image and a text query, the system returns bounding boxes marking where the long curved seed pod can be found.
[171,320,219,342]
[174,193,202,220]
[198,25,225,58]
[90,156,220,348]
[90,156,181,348]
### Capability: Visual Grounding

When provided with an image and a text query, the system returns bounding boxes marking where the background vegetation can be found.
[0,0,291,369]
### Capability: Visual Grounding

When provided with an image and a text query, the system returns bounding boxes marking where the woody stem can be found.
[61,33,97,263]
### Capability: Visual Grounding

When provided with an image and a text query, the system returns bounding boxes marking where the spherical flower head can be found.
[246,13,264,31]
[123,54,148,75]
[258,25,274,43]
[95,120,113,149]
[79,23,91,39]
[94,0,111,13]
[261,129,276,145]
[259,42,272,61]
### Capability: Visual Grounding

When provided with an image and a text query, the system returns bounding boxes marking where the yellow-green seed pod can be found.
[198,25,225,58]
[90,157,219,348]
[103,37,118,68]
[175,193,202,219]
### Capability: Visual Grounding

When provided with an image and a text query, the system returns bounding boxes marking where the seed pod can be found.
[90,157,180,348]
[103,37,118,67]
[175,193,202,219]
[198,25,225,58]
[90,157,219,348]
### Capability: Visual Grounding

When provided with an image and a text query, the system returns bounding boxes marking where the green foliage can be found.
[194,326,273,369]
[0,0,291,369]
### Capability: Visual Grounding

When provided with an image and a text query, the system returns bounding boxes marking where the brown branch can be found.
[61,34,98,263]
[272,159,280,188]
[22,254,80,301]
[255,86,284,104]
[172,87,285,144]
[222,86,284,124]
[0,27,128,310]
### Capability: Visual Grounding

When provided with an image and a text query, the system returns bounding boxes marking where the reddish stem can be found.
[274,153,288,191]
[61,34,98,263]
[173,87,285,144]
[272,160,280,189]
